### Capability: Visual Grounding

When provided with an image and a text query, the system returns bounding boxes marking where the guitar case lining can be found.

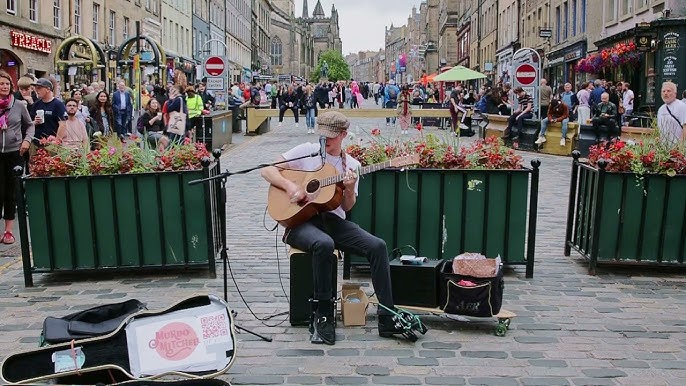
[1,295,236,385]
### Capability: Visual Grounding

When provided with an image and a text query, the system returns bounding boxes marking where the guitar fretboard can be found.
[320,160,392,187]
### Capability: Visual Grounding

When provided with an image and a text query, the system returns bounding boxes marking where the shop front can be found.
[54,36,107,93]
[496,46,514,85]
[653,19,686,110]
[2,29,59,86]
[546,41,586,91]
[116,36,166,89]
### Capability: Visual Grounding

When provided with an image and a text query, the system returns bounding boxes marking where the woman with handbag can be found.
[165,85,188,143]
[0,70,35,244]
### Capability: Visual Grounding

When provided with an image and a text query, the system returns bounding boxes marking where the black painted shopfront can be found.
[546,41,587,91]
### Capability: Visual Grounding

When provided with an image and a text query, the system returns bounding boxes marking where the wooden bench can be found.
[621,126,654,141]
[245,107,452,135]
[536,121,580,156]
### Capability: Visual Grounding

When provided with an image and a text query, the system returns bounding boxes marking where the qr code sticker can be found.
[201,313,229,339]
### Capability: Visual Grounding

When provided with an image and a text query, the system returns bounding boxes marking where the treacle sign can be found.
[10,31,52,54]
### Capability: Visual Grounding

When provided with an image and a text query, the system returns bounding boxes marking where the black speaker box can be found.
[289,250,338,326]
[390,258,442,308]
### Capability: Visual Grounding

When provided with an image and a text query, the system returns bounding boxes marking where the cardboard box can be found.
[341,283,369,326]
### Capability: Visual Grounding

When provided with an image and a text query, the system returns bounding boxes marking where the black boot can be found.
[310,299,335,345]
[378,308,428,342]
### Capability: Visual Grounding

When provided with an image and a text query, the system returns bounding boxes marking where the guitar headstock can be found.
[389,154,420,168]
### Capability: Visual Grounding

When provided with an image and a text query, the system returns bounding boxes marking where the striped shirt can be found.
[517,93,533,110]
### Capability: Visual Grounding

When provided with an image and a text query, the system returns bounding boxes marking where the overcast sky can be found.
[296,0,423,55]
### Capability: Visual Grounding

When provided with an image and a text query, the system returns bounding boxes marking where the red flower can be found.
[371,128,381,136]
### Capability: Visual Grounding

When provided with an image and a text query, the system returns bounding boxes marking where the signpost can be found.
[515,63,537,86]
[512,48,542,118]
[204,56,226,91]
[204,56,226,77]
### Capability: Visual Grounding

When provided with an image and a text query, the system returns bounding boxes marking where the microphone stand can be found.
[188,149,322,343]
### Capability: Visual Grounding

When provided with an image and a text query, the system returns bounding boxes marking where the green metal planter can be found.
[565,151,686,274]
[345,160,541,278]
[16,161,221,287]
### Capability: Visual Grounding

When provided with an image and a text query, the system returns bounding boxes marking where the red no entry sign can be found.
[205,56,225,77]
[515,64,537,86]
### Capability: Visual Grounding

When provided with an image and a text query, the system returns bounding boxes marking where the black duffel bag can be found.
[41,299,146,345]
[438,260,504,317]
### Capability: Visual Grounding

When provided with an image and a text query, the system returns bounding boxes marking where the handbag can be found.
[166,97,187,136]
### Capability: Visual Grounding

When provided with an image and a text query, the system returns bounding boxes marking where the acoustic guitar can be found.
[267,154,419,228]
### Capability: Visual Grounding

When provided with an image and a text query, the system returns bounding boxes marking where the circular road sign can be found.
[515,64,537,86]
[205,56,225,77]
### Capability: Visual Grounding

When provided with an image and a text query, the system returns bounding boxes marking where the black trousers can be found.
[285,213,394,315]
[279,105,299,122]
[0,151,22,221]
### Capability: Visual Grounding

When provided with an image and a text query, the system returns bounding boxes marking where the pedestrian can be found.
[576,82,593,125]
[656,81,686,145]
[397,85,412,135]
[260,110,426,346]
[32,78,67,144]
[503,87,533,149]
[0,70,34,245]
[449,87,468,135]
[112,81,133,140]
[536,98,570,146]
[303,85,317,134]
[278,85,300,127]
[384,80,400,126]
[539,79,552,118]
[591,92,618,142]
[57,98,90,151]
[621,82,634,126]
[89,91,114,137]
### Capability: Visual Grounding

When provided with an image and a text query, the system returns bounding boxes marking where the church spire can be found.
[313,0,325,18]
[302,0,309,19]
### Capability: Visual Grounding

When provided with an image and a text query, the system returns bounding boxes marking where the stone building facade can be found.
[270,0,341,81]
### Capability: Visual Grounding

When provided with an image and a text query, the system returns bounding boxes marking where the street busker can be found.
[260,111,427,346]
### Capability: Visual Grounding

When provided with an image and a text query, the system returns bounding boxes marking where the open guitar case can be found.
[1,294,237,385]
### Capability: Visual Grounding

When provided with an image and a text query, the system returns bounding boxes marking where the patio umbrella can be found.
[434,66,486,82]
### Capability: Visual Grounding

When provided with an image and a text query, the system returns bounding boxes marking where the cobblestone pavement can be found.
[1,99,685,385]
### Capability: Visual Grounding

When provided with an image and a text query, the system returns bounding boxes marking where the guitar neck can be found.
[320,160,392,187]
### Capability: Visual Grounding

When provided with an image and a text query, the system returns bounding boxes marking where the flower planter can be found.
[345,161,541,278]
[565,152,686,274]
[16,162,222,287]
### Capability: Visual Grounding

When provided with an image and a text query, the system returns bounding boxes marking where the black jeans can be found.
[285,212,394,315]
[591,117,618,140]
[0,151,22,221]
[505,112,533,138]
[279,105,299,123]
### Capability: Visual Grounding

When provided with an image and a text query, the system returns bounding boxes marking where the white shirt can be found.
[264,83,272,94]
[282,142,361,220]
[622,89,634,110]
[657,99,686,146]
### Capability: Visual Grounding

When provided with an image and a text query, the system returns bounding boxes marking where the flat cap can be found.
[317,111,350,138]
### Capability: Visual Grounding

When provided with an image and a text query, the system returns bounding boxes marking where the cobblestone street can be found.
[1,103,685,385]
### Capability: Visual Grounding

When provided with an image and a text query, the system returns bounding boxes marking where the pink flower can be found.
[108,147,116,156]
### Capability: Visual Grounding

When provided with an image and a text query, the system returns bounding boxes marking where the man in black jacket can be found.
[315,81,331,109]
[279,85,300,127]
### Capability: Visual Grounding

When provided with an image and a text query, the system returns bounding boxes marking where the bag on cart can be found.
[438,260,504,317]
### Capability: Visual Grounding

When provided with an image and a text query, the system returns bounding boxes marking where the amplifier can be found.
[390,258,443,308]
[289,249,338,326]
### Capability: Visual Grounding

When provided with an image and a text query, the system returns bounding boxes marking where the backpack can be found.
[136,115,146,132]
[388,87,398,101]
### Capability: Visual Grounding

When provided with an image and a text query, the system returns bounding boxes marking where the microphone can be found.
[319,135,327,163]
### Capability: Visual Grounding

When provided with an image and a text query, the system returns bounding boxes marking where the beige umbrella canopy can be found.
[433,66,487,82]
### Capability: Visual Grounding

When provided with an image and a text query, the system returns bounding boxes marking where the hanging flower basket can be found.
[575,42,641,73]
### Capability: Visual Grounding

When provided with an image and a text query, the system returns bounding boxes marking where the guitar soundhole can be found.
[306,179,320,193]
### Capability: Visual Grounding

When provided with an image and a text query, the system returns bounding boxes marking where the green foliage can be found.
[311,50,350,82]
